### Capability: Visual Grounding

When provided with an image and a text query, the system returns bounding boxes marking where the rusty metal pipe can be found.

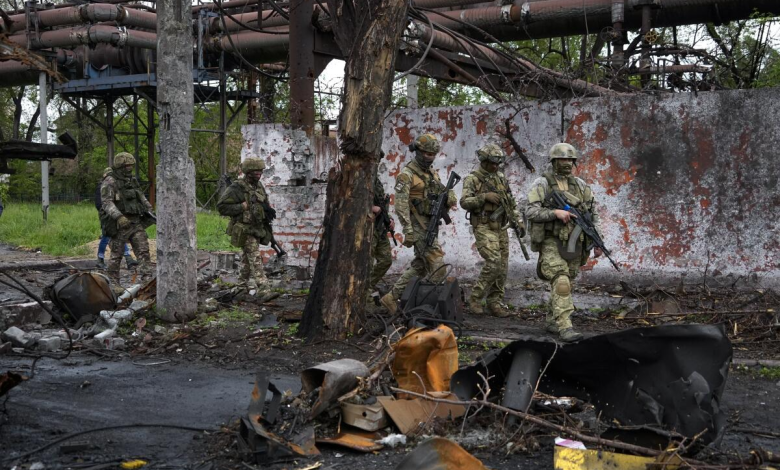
[8,25,157,50]
[5,4,157,33]
[208,30,290,62]
[208,9,289,34]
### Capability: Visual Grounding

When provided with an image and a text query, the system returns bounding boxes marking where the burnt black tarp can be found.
[451,324,732,447]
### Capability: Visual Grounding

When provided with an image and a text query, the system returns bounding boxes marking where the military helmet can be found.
[241,158,266,173]
[411,134,441,154]
[113,152,136,169]
[477,143,506,163]
[548,143,578,161]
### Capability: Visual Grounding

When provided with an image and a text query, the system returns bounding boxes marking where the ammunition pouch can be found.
[470,213,502,230]
[230,222,249,247]
[529,222,547,251]
[411,198,432,216]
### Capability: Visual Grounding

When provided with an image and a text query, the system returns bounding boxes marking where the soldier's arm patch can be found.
[394,173,411,193]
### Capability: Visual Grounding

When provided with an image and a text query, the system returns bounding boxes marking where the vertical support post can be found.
[407,74,419,108]
[219,53,227,176]
[38,72,49,222]
[147,100,156,206]
[157,0,197,321]
[106,98,115,168]
[133,96,140,178]
[289,0,315,135]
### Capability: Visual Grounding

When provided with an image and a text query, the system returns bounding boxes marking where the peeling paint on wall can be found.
[242,89,780,287]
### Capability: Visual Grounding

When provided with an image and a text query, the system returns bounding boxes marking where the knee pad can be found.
[553,275,571,296]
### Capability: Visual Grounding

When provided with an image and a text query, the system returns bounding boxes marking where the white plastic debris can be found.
[555,437,586,450]
[94,329,115,340]
[117,284,142,302]
[377,434,407,448]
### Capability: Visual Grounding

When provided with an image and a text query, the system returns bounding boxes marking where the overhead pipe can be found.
[208,9,289,34]
[423,0,780,42]
[3,4,157,34]
[207,29,290,62]
[8,25,157,50]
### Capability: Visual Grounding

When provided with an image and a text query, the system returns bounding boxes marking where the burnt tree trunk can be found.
[300,0,408,341]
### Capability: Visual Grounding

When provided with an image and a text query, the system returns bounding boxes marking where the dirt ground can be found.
[1,243,779,469]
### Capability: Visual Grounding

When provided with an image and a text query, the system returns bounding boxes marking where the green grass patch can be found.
[0,202,238,256]
[757,366,780,380]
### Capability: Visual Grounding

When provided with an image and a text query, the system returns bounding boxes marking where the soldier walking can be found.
[380,134,456,314]
[217,158,275,296]
[525,143,604,342]
[460,144,519,318]
[99,152,154,288]
[368,153,394,298]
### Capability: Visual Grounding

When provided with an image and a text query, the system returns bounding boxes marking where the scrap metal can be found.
[452,324,733,448]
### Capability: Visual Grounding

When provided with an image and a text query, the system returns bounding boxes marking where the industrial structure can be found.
[0,0,778,203]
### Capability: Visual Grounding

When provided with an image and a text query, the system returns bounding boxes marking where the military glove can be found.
[117,216,131,229]
[484,192,501,205]
[402,231,416,248]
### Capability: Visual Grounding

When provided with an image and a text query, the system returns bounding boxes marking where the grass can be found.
[0,202,238,256]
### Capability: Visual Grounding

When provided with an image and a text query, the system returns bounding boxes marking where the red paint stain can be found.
[436,109,464,142]
[593,124,608,143]
[578,149,635,196]
[620,125,633,148]
[700,198,710,209]
[393,114,414,145]
[618,218,632,244]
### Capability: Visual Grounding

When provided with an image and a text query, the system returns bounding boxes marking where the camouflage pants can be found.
[369,229,393,293]
[240,234,268,288]
[470,224,509,305]
[538,237,581,331]
[389,225,445,301]
[107,218,151,284]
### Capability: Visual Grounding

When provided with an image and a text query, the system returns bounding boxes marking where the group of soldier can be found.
[98,134,603,343]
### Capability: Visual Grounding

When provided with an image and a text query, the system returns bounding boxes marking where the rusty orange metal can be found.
[394,437,488,470]
[392,325,458,399]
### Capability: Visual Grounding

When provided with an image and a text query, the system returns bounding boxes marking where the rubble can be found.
[300,359,369,418]
[393,437,488,470]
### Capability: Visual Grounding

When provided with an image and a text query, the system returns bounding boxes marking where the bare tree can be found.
[300,0,409,341]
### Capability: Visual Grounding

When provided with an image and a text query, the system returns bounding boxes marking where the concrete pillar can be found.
[156,0,197,321]
[289,0,315,134]
[38,72,49,222]
[407,74,419,108]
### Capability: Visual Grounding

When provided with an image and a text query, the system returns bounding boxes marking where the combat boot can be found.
[545,323,559,335]
[487,302,512,318]
[467,297,484,315]
[380,293,397,315]
[96,257,107,270]
[558,328,583,342]
[125,255,139,269]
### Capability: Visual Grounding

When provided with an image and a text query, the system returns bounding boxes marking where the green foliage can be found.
[757,366,780,380]
[0,203,238,256]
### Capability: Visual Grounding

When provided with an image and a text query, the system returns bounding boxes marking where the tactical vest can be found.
[528,171,589,249]
[404,162,445,217]
[226,180,271,245]
[469,170,508,229]
[99,171,146,236]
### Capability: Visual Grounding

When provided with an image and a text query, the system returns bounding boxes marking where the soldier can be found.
[380,134,456,314]
[99,152,154,287]
[368,153,394,297]
[525,143,603,342]
[217,158,275,295]
[460,144,519,318]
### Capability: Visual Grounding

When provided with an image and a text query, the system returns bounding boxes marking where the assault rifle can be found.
[251,195,286,259]
[547,190,620,271]
[379,195,398,246]
[483,182,530,261]
[423,171,461,247]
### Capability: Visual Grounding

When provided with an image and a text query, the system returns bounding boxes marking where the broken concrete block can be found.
[153,325,168,334]
[37,336,61,352]
[2,326,36,348]
[105,338,125,350]
[0,301,54,328]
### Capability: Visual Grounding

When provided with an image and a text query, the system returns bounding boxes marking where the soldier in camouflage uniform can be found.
[460,144,519,318]
[217,158,274,293]
[525,143,604,342]
[368,158,394,296]
[380,134,457,314]
[100,152,154,287]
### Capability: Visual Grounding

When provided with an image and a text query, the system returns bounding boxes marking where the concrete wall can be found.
[242,88,780,287]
